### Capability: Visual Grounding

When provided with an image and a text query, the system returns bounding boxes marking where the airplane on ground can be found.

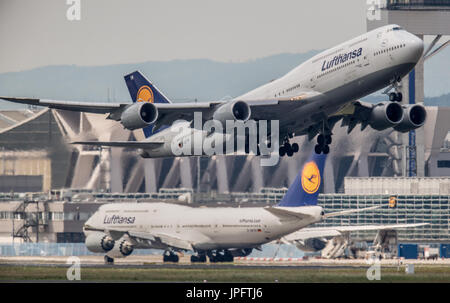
[1,24,427,157]
[81,151,426,264]
[83,152,380,264]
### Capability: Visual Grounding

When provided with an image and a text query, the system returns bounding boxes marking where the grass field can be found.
[1,265,450,282]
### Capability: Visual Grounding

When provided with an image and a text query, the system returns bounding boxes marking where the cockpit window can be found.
[392,26,403,31]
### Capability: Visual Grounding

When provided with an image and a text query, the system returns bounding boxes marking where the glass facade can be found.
[386,0,450,9]
[316,194,450,242]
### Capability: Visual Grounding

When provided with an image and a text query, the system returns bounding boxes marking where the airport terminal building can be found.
[0,180,449,245]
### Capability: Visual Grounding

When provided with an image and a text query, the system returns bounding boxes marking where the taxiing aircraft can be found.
[1,24,427,157]
[82,152,379,264]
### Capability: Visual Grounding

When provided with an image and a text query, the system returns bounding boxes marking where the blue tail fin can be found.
[278,152,327,207]
[124,71,171,138]
[124,71,171,104]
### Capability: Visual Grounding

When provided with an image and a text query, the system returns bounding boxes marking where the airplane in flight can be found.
[1,24,427,157]
[81,151,424,264]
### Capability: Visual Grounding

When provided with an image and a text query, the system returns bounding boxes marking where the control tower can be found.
[367,0,450,177]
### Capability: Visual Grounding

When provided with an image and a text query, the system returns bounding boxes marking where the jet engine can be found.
[394,104,427,132]
[213,100,251,124]
[369,102,404,131]
[294,238,328,252]
[107,239,134,258]
[120,102,158,130]
[85,232,115,253]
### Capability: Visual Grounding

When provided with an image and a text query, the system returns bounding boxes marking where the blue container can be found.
[440,244,450,258]
[398,244,418,259]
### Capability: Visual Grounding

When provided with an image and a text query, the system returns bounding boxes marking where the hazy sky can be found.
[0,0,368,73]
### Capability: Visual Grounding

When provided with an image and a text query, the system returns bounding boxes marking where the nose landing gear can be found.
[385,77,403,102]
[389,92,403,102]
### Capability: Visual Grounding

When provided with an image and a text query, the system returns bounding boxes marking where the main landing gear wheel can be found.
[104,255,114,265]
[163,251,179,263]
[389,92,402,102]
[190,254,207,263]
[315,134,331,154]
[207,250,234,263]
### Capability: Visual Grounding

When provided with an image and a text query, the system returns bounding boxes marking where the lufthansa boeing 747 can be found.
[82,151,426,264]
[1,24,426,157]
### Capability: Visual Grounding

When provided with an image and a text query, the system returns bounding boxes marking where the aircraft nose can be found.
[406,33,424,63]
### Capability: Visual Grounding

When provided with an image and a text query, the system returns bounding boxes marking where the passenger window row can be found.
[374,43,406,56]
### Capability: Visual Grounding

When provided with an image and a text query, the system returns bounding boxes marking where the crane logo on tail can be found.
[301,161,321,194]
[137,85,154,103]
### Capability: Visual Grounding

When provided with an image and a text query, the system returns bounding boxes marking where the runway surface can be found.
[1,255,450,268]
[2,255,450,283]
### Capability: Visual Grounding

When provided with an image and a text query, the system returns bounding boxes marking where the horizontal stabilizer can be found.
[264,206,313,221]
[71,141,164,148]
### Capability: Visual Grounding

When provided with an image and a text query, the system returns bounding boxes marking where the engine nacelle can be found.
[213,100,251,124]
[106,239,134,258]
[369,102,404,131]
[394,104,427,133]
[120,102,158,130]
[85,232,115,253]
[295,238,328,252]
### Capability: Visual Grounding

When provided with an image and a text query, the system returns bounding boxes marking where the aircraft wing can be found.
[70,141,164,148]
[0,91,320,124]
[128,231,194,251]
[0,97,126,114]
[330,100,378,132]
[283,223,429,242]
[0,96,220,120]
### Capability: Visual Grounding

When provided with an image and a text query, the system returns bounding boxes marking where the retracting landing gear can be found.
[386,77,403,102]
[279,133,299,157]
[163,250,179,263]
[314,134,331,154]
[315,121,332,154]
[389,92,402,102]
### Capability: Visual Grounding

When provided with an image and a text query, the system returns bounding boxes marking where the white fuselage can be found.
[140,25,423,157]
[84,202,323,251]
